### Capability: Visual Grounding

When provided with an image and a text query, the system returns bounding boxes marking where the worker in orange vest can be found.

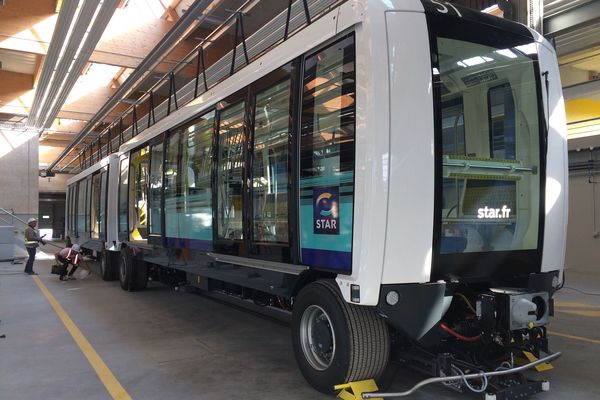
[54,244,82,281]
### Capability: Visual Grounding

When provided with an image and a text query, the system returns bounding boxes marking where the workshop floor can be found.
[1,245,598,400]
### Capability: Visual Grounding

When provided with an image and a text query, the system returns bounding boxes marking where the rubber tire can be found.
[133,259,148,291]
[100,247,118,281]
[119,247,148,292]
[119,248,134,291]
[291,280,390,394]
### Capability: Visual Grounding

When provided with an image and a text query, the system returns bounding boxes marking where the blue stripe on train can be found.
[165,237,213,251]
[301,248,352,272]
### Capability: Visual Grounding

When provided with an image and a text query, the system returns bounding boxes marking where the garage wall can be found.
[0,133,38,221]
[565,172,600,274]
[39,173,72,193]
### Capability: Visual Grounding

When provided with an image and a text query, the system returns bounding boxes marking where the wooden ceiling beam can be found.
[33,55,45,88]
[0,70,34,116]
[164,6,180,22]
[89,14,177,68]
[0,0,56,55]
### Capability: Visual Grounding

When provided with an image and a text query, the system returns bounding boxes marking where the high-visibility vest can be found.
[24,227,40,247]
[65,248,80,265]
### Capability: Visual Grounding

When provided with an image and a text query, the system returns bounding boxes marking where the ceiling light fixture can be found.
[27,0,120,130]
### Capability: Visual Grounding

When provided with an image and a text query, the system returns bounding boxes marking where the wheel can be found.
[119,247,133,291]
[119,247,147,292]
[100,247,118,281]
[133,259,148,290]
[291,280,390,394]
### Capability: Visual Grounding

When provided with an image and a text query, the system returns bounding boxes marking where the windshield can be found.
[433,33,542,256]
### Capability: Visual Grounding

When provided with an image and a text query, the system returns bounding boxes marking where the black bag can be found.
[51,264,67,275]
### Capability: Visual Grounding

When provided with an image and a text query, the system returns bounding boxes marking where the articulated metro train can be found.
[66,0,567,396]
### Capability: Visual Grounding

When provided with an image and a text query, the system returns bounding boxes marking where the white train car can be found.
[66,153,120,279]
[66,0,567,396]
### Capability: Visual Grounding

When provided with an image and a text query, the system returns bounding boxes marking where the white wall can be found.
[0,134,38,219]
[0,133,39,259]
[560,65,591,87]
[39,173,73,193]
[565,172,600,275]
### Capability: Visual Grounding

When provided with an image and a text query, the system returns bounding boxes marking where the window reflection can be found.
[164,132,181,240]
[129,147,149,242]
[163,111,215,246]
[149,143,163,235]
[252,80,291,243]
[218,102,245,240]
[118,158,129,238]
[299,34,356,270]
[436,37,541,254]
[181,112,214,241]
[301,35,355,179]
[91,172,102,239]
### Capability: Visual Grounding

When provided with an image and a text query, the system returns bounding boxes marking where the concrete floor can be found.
[1,245,599,400]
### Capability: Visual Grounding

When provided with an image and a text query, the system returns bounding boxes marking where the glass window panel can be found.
[442,98,465,156]
[85,178,91,234]
[489,84,516,160]
[181,111,214,242]
[164,132,181,240]
[73,185,77,232]
[76,180,86,234]
[118,158,129,238]
[436,37,540,254]
[149,142,164,236]
[91,173,102,239]
[129,147,150,241]
[67,186,73,231]
[299,35,356,270]
[99,170,107,238]
[217,102,245,240]
[300,35,356,180]
[252,80,291,243]
[72,185,77,232]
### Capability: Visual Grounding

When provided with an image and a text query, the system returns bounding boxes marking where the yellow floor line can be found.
[555,301,600,309]
[33,276,132,400]
[556,309,600,317]
[548,330,600,345]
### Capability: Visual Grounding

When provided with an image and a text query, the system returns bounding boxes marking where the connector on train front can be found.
[378,273,559,398]
[437,287,552,357]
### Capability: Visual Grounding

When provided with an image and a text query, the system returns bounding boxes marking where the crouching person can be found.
[55,244,82,281]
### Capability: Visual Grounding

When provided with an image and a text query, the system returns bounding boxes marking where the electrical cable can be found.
[452,365,488,393]
[362,352,561,399]
[560,271,600,296]
[439,323,481,342]
[455,293,476,314]
[563,287,600,297]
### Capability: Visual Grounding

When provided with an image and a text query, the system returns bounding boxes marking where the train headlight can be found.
[386,290,400,306]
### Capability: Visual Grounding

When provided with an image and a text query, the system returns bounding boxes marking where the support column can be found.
[503,0,543,33]
[0,130,40,259]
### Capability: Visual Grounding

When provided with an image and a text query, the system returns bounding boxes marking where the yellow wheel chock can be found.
[517,351,554,372]
[335,379,383,400]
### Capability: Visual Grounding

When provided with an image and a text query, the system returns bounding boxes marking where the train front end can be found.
[374,1,567,397]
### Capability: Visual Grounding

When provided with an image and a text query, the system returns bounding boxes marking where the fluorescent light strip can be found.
[34,0,85,125]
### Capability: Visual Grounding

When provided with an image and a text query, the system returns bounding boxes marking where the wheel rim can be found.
[299,305,336,371]
[120,255,126,282]
[101,252,106,275]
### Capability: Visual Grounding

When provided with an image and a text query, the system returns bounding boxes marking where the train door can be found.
[90,167,108,241]
[214,90,247,256]
[128,146,150,243]
[214,62,298,262]
[118,155,129,242]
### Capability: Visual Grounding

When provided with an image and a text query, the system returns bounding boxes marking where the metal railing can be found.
[62,0,347,173]
[0,207,27,227]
